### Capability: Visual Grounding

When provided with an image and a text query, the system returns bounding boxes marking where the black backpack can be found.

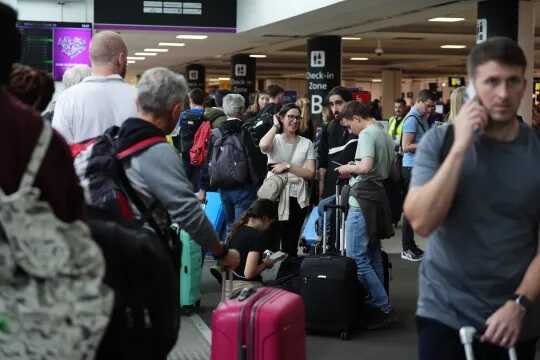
[208,128,250,188]
[89,212,179,360]
[174,110,205,154]
[243,104,279,146]
[74,128,181,359]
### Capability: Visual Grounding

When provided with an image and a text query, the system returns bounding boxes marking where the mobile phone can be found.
[472,95,492,124]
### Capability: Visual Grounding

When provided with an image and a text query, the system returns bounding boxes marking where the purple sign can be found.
[53,27,92,81]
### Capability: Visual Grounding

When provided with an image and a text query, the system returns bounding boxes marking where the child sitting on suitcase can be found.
[225,199,279,291]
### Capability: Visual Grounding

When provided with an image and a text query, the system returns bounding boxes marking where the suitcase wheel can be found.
[340,331,351,341]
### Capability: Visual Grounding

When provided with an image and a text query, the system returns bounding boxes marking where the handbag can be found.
[257,137,299,201]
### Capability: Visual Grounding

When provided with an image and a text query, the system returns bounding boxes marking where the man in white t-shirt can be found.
[52,31,137,144]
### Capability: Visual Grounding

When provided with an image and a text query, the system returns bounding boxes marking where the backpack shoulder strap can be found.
[113,135,169,241]
[438,125,454,163]
[18,121,54,192]
[116,136,165,160]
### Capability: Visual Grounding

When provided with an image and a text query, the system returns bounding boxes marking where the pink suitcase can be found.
[211,275,306,360]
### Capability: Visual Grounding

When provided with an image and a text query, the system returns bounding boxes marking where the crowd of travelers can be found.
[1,2,539,359]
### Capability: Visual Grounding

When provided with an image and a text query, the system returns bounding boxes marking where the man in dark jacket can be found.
[317,86,357,251]
[200,94,259,233]
[172,87,206,191]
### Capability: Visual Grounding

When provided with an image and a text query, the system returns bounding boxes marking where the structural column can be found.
[231,54,256,104]
[381,69,402,119]
[477,0,535,124]
[185,64,206,90]
[306,36,341,128]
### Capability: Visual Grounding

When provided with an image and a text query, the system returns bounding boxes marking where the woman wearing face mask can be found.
[259,103,316,257]
[226,199,278,290]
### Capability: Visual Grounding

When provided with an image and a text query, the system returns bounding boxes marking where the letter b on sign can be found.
[311,95,323,114]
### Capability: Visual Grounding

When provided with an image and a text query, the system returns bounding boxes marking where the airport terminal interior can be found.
[1,0,540,359]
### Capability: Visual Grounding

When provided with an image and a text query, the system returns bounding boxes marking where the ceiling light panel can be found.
[351,57,369,61]
[159,42,185,47]
[249,54,267,58]
[127,56,145,60]
[342,37,362,40]
[176,34,208,40]
[429,17,465,22]
[144,48,168,52]
[135,52,157,56]
[440,45,467,49]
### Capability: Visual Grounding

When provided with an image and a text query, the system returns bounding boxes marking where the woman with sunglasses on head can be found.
[259,103,316,257]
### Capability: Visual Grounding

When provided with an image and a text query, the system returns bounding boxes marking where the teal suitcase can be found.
[173,225,202,314]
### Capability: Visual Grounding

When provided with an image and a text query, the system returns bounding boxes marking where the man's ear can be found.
[172,102,183,120]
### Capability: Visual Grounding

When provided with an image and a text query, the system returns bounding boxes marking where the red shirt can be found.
[0,90,85,222]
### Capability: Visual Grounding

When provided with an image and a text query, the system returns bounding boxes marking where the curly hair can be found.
[8,64,55,112]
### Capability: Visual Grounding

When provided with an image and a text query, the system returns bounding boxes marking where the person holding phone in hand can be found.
[259,103,316,257]
[405,37,540,360]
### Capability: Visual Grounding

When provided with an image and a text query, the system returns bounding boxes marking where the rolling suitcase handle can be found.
[323,204,347,256]
[459,326,517,360]
[220,269,258,302]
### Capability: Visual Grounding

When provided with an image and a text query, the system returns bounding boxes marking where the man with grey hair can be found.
[114,67,239,269]
[200,93,260,233]
[52,31,137,143]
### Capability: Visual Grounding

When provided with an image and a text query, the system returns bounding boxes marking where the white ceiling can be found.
[118,0,540,81]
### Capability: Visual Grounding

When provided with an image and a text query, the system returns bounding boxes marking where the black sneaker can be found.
[401,249,423,262]
[366,309,397,330]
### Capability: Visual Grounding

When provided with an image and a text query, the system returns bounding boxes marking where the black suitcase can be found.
[300,185,362,340]
[300,255,361,340]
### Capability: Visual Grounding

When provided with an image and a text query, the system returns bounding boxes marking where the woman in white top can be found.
[259,103,316,256]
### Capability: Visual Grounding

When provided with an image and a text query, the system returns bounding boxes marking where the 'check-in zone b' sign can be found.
[308,50,337,115]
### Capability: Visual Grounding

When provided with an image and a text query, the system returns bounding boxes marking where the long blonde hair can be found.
[448,86,467,123]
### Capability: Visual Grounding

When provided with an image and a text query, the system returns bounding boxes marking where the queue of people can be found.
[1,2,539,358]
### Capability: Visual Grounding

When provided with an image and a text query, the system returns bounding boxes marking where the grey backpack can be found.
[0,122,113,359]
[209,128,250,189]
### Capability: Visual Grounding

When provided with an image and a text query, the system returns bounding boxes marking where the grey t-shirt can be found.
[412,123,540,337]
[349,124,395,207]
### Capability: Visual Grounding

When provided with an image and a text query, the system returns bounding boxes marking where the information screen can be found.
[94,0,236,30]
[16,21,92,81]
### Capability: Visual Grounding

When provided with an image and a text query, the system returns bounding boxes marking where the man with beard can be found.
[53,31,137,144]
[317,86,356,251]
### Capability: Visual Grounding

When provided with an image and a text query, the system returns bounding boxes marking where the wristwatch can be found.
[511,294,532,313]
[285,163,291,171]
[214,244,229,260]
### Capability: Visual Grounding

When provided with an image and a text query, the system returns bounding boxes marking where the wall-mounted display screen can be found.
[94,0,236,31]
[16,21,92,81]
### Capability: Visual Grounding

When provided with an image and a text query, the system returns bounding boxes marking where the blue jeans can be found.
[317,195,336,249]
[345,207,391,313]
[220,186,256,235]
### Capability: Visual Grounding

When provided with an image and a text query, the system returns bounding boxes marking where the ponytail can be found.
[226,212,251,244]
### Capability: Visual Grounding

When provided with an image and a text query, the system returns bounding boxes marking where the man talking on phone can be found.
[405,37,540,360]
